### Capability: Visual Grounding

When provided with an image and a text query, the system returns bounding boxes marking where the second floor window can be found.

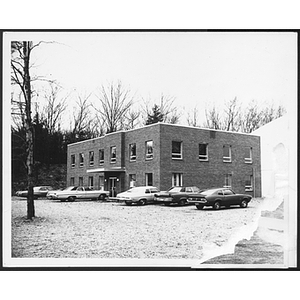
[71,154,75,167]
[172,141,182,159]
[79,153,84,167]
[129,143,136,161]
[89,151,94,166]
[245,147,253,164]
[223,145,232,163]
[99,149,104,165]
[111,146,116,163]
[145,140,153,160]
[199,143,208,161]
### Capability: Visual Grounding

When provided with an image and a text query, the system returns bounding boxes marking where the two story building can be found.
[67,122,261,197]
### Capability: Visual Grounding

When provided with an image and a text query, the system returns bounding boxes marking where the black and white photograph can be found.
[2,30,297,270]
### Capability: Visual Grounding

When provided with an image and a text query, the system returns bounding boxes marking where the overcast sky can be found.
[6,31,297,126]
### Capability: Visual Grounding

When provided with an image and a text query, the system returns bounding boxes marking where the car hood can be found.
[117,191,145,197]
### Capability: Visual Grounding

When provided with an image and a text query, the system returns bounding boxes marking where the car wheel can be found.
[240,200,248,208]
[68,196,76,202]
[213,201,221,210]
[125,201,132,206]
[196,205,204,210]
[164,202,170,206]
[179,199,186,206]
[139,199,146,206]
[98,194,107,201]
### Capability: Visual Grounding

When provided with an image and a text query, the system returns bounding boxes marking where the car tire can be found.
[164,202,170,206]
[213,201,221,210]
[138,199,146,206]
[240,200,248,208]
[68,196,76,202]
[179,199,186,206]
[125,201,132,206]
[98,194,107,201]
[196,205,204,210]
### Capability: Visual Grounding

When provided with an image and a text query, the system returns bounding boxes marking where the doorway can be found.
[109,176,119,197]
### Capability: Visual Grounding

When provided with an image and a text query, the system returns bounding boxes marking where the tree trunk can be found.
[23,41,35,219]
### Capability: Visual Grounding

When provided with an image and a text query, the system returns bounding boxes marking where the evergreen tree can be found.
[145,104,164,125]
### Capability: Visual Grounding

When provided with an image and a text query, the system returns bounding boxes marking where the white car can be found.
[51,186,110,202]
[116,186,160,206]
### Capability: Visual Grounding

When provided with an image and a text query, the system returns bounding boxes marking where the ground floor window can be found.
[88,176,94,188]
[129,174,136,188]
[172,173,182,186]
[245,175,253,191]
[70,177,75,186]
[98,175,104,190]
[145,173,153,186]
[224,174,232,188]
[79,177,83,186]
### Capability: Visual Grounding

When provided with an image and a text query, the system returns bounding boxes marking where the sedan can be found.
[187,188,252,210]
[16,186,54,198]
[116,186,159,206]
[154,186,202,206]
[52,186,110,202]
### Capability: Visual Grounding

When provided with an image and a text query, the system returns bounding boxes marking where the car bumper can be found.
[154,197,173,202]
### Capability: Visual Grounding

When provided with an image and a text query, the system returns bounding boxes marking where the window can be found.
[79,177,83,186]
[89,151,94,166]
[129,143,136,161]
[199,143,208,161]
[172,141,182,159]
[99,149,104,165]
[224,174,232,188]
[145,173,153,186]
[245,175,253,191]
[88,176,94,188]
[70,177,75,186]
[145,141,153,160]
[172,173,183,186]
[98,175,104,190]
[79,153,84,167]
[223,145,232,162]
[245,147,253,164]
[223,189,234,195]
[71,155,75,168]
[110,146,116,163]
[129,174,136,188]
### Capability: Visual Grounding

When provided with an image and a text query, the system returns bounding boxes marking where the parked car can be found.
[51,186,110,202]
[16,186,54,198]
[187,188,252,210]
[116,186,160,206]
[46,188,64,199]
[154,186,202,206]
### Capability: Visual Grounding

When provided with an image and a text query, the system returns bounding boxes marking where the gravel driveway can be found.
[11,197,264,259]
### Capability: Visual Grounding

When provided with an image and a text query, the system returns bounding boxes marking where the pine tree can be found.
[145,104,164,125]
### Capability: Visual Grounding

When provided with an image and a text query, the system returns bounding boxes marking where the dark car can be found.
[154,186,202,206]
[16,186,54,199]
[187,188,252,210]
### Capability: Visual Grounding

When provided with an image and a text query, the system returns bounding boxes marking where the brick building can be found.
[67,123,261,197]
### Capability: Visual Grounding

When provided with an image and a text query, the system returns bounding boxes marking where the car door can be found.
[223,189,237,205]
[76,187,85,199]
[150,188,159,202]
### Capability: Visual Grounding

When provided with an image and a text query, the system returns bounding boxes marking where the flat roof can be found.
[68,122,259,147]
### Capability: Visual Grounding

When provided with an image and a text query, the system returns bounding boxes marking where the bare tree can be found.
[203,106,222,130]
[223,97,242,132]
[186,106,201,127]
[11,41,36,219]
[93,81,134,133]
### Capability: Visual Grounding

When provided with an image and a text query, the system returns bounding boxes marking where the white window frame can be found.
[88,176,94,188]
[71,154,75,168]
[79,153,84,167]
[245,147,253,164]
[145,140,153,160]
[129,143,137,161]
[129,174,136,187]
[172,141,182,160]
[224,174,232,188]
[110,146,117,163]
[172,173,183,187]
[245,175,253,192]
[99,149,104,165]
[199,143,208,161]
[223,145,232,163]
[89,151,94,166]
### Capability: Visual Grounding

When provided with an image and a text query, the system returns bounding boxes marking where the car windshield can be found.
[200,189,220,196]
[168,187,184,193]
[126,187,147,193]
[64,186,78,191]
